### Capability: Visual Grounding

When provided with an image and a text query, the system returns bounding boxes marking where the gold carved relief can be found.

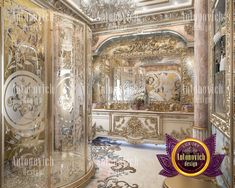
[105,35,187,58]
[111,115,162,144]
[184,24,194,36]
[91,9,194,32]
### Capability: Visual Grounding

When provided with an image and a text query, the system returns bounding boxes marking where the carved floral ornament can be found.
[91,9,194,32]
[98,34,188,59]
[111,116,162,144]
[184,24,194,36]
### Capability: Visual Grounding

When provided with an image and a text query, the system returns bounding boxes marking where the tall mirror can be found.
[209,0,234,187]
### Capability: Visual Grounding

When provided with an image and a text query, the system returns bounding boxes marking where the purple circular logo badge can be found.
[171,138,211,177]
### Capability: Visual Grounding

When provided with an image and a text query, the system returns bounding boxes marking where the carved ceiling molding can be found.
[91,8,194,32]
[30,0,194,33]
[33,0,91,24]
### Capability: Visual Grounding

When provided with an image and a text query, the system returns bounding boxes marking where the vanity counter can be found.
[92,109,194,144]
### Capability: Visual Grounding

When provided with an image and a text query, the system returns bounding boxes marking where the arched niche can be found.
[92,31,194,112]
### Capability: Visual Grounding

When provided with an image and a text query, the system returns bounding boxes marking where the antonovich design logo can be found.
[157,134,225,177]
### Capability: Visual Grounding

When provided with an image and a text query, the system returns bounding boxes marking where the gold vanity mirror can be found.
[92,32,194,112]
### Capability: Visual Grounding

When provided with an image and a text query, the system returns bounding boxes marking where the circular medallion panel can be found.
[4,71,45,136]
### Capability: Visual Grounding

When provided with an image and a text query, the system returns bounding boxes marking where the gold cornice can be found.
[92,109,194,116]
[91,8,194,33]
[136,1,194,17]
[30,0,196,33]
[93,20,194,36]
[32,0,194,33]
[32,0,92,25]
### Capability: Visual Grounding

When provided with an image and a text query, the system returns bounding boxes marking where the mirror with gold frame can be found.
[92,32,194,112]
[209,0,234,187]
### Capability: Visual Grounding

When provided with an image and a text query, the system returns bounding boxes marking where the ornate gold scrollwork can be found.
[91,9,194,32]
[111,115,162,144]
[105,35,187,59]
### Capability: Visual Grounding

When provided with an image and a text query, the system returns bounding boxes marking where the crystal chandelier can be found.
[80,0,137,23]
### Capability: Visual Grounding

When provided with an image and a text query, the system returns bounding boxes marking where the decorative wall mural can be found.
[92,33,194,112]
[145,71,181,103]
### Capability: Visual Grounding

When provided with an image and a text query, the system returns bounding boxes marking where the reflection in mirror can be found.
[92,33,194,112]
[213,35,226,117]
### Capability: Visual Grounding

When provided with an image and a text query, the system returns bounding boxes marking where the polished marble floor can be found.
[86,138,166,188]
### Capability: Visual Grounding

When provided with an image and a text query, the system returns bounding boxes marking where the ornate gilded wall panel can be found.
[2,0,49,187]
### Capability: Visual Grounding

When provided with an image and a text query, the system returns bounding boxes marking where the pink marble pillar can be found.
[193,0,209,140]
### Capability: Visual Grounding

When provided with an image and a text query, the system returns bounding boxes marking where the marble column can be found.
[193,0,209,140]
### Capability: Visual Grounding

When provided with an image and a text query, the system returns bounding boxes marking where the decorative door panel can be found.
[52,13,86,187]
[0,1,94,188]
[1,0,50,187]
